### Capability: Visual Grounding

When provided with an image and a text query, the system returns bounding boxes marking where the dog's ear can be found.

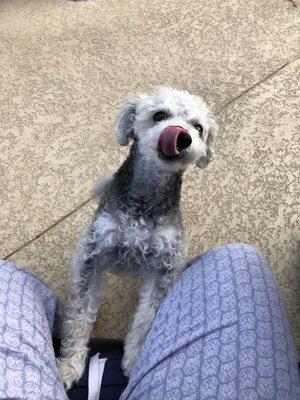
[115,100,137,146]
[196,117,218,168]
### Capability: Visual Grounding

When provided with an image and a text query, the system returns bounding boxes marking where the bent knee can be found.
[186,243,285,329]
[212,243,274,284]
[213,242,265,260]
[0,260,28,279]
[188,242,277,297]
[0,259,53,297]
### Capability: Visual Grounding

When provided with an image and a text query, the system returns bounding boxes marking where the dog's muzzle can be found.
[157,125,192,157]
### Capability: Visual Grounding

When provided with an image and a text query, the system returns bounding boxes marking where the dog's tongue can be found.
[157,127,182,157]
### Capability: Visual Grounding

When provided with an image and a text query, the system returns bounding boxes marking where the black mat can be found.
[53,339,128,400]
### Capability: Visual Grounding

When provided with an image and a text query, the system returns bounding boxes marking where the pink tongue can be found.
[157,130,180,157]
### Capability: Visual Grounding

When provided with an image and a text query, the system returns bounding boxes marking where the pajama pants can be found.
[0,243,299,399]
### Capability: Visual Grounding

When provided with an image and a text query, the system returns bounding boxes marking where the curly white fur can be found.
[81,211,184,273]
[58,86,217,389]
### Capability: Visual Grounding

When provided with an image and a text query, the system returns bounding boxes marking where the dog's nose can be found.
[157,126,192,157]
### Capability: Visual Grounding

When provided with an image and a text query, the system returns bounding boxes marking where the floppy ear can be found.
[115,100,137,146]
[196,117,218,168]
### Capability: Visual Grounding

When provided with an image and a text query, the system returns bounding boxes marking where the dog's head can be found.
[116,86,218,172]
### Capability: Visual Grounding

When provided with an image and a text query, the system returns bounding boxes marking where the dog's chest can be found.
[90,211,183,267]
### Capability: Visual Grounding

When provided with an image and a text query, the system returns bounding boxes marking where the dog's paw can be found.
[121,356,133,378]
[57,354,86,390]
[121,353,138,378]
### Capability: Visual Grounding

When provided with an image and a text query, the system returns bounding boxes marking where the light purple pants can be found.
[0,243,299,399]
[121,243,300,400]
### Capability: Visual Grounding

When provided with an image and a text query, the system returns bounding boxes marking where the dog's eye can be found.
[194,124,203,137]
[153,111,169,122]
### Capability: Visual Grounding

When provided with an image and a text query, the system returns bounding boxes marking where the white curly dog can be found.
[57,86,218,389]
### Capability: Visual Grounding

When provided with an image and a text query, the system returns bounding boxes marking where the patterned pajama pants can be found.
[0,243,299,400]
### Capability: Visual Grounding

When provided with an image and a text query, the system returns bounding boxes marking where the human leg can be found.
[121,243,300,400]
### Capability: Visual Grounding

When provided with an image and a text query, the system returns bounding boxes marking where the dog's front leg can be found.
[122,270,178,377]
[57,249,106,390]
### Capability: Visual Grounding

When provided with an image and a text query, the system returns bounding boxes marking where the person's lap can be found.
[0,243,299,400]
[0,260,67,399]
[121,243,300,399]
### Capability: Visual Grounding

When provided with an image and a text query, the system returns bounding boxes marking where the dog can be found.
[57,86,218,389]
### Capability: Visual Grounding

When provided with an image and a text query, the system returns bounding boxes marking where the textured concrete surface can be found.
[0,0,299,347]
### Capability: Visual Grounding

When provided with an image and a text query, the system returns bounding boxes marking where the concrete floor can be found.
[0,0,299,349]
